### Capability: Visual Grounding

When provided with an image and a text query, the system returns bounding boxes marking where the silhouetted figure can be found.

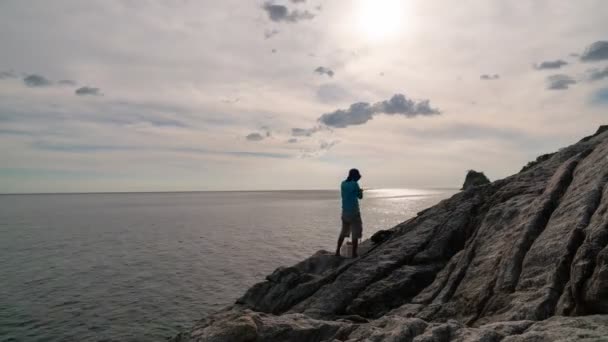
[336,168,363,258]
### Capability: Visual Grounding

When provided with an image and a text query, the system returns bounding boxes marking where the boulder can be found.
[461,170,491,190]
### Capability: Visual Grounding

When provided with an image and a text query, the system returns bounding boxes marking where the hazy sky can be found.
[1,0,607,193]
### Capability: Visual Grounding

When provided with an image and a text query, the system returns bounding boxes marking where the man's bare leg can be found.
[352,238,359,258]
[336,235,345,256]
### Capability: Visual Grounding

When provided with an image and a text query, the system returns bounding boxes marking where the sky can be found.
[1,0,607,193]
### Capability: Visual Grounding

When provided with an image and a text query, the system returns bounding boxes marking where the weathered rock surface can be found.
[461,170,491,190]
[172,126,608,342]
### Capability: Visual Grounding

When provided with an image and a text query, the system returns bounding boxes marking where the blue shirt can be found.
[341,180,362,214]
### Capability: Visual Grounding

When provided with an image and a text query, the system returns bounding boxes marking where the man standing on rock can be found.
[336,168,363,258]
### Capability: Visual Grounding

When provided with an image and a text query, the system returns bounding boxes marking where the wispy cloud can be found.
[58,80,77,86]
[480,74,500,80]
[533,60,568,70]
[0,70,17,79]
[264,29,280,39]
[587,67,608,81]
[546,74,576,90]
[318,94,440,128]
[75,86,102,96]
[291,127,321,137]
[581,41,608,62]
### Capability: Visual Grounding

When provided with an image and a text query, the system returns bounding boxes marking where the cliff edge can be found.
[173,126,608,342]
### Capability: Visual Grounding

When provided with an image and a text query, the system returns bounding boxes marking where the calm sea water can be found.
[0,189,457,341]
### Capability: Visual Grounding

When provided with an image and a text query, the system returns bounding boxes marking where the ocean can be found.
[0,189,457,341]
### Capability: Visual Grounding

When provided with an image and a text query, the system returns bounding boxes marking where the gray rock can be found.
[461,170,490,190]
[173,126,608,342]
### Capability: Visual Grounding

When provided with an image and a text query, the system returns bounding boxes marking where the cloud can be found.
[581,41,608,62]
[291,127,321,136]
[314,66,334,77]
[58,79,77,86]
[291,0,306,2]
[587,67,608,81]
[319,140,338,150]
[75,86,102,96]
[264,29,280,39]
[546,74,576,90]
[480,74,499,80]
[298,140,339,158]
[287,138,298,143]
[318,94,440,128]
[534,60,568,70]
[262,2,314,23]
[373,94,439,115]
[23,74,52,87]
[246,132,265,141]
[0,71,17,79]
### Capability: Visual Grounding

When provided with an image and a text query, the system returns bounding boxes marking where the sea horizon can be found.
[0,187,461,196]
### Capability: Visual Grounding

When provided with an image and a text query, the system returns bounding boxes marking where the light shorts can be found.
[341,212,363,240]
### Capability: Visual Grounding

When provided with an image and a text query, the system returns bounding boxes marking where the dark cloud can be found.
[23,74,52,87]
[588,67,608,81]
[292,127,320,136]
[262,2,314,23]
[570,53,580,58]
[264,29,280,39]
[58,79,77,86]
[534,60,568,70]
[287,138,298,143]
[373,94,439,115]
[246,132,265,141]
[291,0,306,2]
[75,86,102,96]
[480,74,500,80]
[318,94,440,128]
[314,66,334,77]
[0,70,17,79]
[581,41,608,62]
[546,74,576,90]
[271,49,277,54]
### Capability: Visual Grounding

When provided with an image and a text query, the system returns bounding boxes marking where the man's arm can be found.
[357,183,363,199]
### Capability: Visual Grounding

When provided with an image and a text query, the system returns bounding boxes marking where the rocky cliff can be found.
[172,126,608,342]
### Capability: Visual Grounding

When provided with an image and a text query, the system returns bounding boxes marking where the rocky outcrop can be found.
[461,170,490,190]
[172,126,608,342]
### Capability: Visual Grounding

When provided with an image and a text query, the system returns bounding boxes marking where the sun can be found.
[356,0,404,41]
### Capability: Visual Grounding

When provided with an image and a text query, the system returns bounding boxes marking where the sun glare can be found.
[356,0,404,41]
